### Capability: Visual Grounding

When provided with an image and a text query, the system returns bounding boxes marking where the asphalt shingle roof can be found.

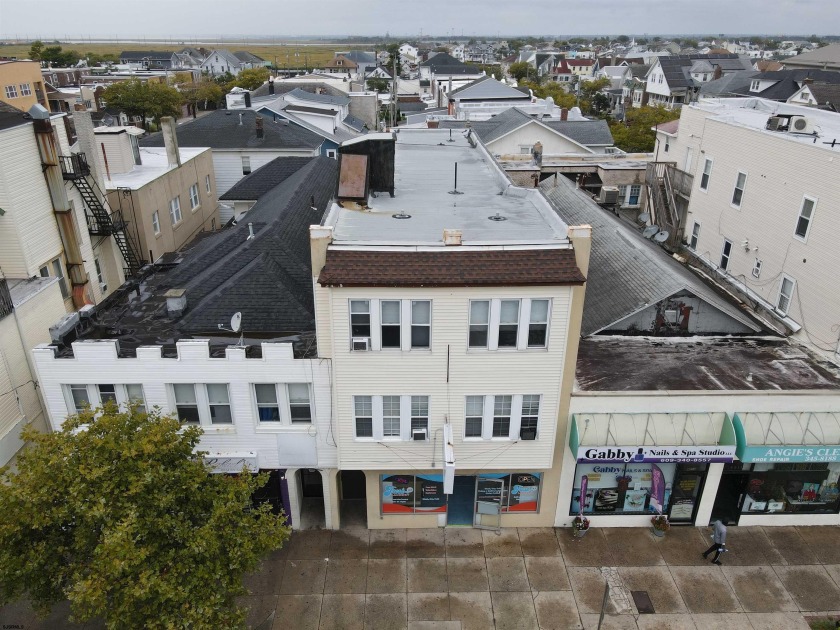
[447,76,532,100]
[470,108,614,147]
[155,156,339,334]
[139,110,323,150]
[0,101,28,131]
[538,175,762,336]
[287,87,350,107]
[218,157,314,201]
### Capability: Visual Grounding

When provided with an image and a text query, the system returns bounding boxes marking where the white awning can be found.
[573,412,730,447]
[734,412,840,463]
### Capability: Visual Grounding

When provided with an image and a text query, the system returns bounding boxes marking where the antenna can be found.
[217,311,244,347]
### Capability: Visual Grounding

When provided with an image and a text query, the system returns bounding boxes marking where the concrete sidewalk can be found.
[3,525,840,629]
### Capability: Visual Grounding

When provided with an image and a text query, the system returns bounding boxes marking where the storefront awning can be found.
[733,412,840,463]
[569,413,736,463]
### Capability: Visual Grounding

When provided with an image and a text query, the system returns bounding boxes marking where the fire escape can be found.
[644,162,694,251]
[59,153,142,276]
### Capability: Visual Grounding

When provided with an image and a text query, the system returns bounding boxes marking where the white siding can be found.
[487,121,594,157]
[212,150,316,195]
[32,340,337,470]
[0,124,63,277]
[317,284,574,472]
[94,132,136,175]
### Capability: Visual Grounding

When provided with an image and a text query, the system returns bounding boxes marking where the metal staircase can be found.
[59,154,142,276]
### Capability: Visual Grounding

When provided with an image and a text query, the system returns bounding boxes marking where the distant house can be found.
[323,55,357,75]
[784,43,840,72]
[234,51,270,68]
[119,51,178,70]
[446,76,530,117]
[786,82,840,111]
[218,156,315,220]
[365,66,394,81]
[334,51,377,77]
[700,69,840,102]
[419,53,485,107]
[644,54,752,109]
[201,49,245,77]
[139,109,323,197]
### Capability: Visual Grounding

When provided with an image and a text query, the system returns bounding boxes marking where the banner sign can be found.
[577,445,735,464]
[649,464,665,514]
[204,453,258,474]
[579,475,588,516]
[739,445,840,463]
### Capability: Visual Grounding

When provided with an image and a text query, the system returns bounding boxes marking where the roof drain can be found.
[392,212,411,219]
[488,212,507,222]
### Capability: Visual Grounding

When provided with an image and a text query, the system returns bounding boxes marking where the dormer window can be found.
[750,80,760,92]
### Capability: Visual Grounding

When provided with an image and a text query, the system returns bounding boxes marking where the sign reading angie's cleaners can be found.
[578,445,735,464]
[740,445,840,463]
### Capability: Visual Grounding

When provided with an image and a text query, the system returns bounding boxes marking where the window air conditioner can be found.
[351,337,371,351]
[519,427,537,441]
[99,282,108,293]
[412,428,427,441]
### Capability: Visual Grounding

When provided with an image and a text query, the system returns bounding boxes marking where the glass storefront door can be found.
[667,464,707,523]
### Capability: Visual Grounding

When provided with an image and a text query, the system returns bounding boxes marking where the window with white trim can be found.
[65,384,146,415]
[492,395,512,437]
[189,183,200,209]
[350,300,371,341]
[689,222,700,250]
[411,396,429,435]
[627,185,641,206]
[777,276,795,316]
[5,85,18,99]
[354,396,373,437]
[20,83,32,96]
[382,396,401,437]
[752,258,762,279]
[206,384,232,423]
[205,174,212,194]
[98,384,117,405]
[380,300,401,348]
[350,299,432,351]
[720,239,732,271]
[700,158,712,191]
[468,299,551,350]
[794,196,816,241]
[241,155,251,175]
[411,301,431,348]
[173,384,199,423]
[152,210,161,235]
[731,172,747,207]
[750,80,760,92]
[68,384,91,413]
[254,384,281,421]
[169,196,182,225]
[287,384,312,423]
[171,384,232,426]
[126,384,146,413]
[520,395,540,439]
[465,396,484,438]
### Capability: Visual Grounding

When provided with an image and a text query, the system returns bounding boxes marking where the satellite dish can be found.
[638,213,650,223]
[654,231,670,243]
[642,225,659,239]
[230,312,242,333]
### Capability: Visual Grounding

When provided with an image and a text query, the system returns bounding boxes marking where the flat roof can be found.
[576,336,840,392]
[104,147,209,190]
[690,98,840,153]
[327,129,570,246]
[7,276,59,307]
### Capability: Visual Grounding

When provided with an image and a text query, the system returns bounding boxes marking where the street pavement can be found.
[2,525,840,629]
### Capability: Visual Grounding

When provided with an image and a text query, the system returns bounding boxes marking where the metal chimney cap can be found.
[28,104,51,120]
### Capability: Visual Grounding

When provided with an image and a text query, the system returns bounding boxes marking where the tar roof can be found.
[219,156,314,201]
[0,101,28,132]
[576,336,840,391]
[139,110,323,150]
[80,156,339,353]
[327,129,570,246]
[539,174,761,336]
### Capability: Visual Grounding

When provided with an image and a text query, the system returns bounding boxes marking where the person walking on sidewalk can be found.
[703,519,727,565]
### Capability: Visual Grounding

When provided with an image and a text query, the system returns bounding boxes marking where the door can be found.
[301,469,324,498]
[474,476,505,530]
[667,464,707,523]
[447,476,476,526]
[711,470,750,525]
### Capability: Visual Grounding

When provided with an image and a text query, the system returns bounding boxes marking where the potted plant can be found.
[651,513,670,537]
[572,515,590,538]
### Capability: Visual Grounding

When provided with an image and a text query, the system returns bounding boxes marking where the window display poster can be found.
[416,475,447,513]
[670,498,694,520]
[381,474,416,513]
[507,473,541,512]
[623,489,648,512]
[572,462,676,515]
[594,488,619,512]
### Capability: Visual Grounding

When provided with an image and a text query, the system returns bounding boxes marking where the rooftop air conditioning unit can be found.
[412,428,428,441]
[788,115,814,134]
[519,426,537,441]
[766,116,783,131]
[599,185,620,205]
[351,337,371,351]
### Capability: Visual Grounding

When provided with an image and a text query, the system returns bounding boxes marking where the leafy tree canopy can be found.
[508,61,532,82]
[518,79,576,108]
[234,67,270,91]
[367,78,390,93]
[100,79,184,129]
[609,105,680,153]
[32,43,81,67]
[0,405,290,629]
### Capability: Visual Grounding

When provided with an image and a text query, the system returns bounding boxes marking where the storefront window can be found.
[741,462,840,515]
[478,472,542,513]
[571,462,677,516]
[380,474,447,514]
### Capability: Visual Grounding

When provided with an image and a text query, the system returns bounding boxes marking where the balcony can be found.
[59,154,91,180]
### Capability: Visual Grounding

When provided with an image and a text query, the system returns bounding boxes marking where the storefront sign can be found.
[577,445,735,464]
[739,445,840,463]
[381,474,447,514]
[204,453,258,474]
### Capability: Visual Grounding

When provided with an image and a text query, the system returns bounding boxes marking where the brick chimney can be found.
[255,116,264,139]
[161,117,181,167]
[560,108,568,121]
[802,77,814,85]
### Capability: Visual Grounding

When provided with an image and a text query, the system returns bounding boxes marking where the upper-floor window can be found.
[689,222,700,250]
[64,384,145,415]
[777,276,795,316]
[354,395,373,437]
[189,183,200,210]
[351,299,431,351]
[468,298,551,350]
[169,196,182,225]
[794,196,816,241]
[720,239,732,271]
[750,80,760,92]
[205,174,212,194]
[463,394,541,441]
[152,210,161,235]
[19,83,32,97]
[172,384,231,426]
[352,394,430,440]
[68,384,90,413]
[5,85,18,99]
[731,172,747,208]
[700,158,713,191]
[254,383,312,423]
[241,156,251,175]
[40,258,69,299]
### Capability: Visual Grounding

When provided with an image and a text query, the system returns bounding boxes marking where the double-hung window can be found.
[189,183,200,209]
[126,384,146,413]
[287,384,312,423]
[411,396,429,435]
[69,384,91,413]
[206,384,232,424]
[380,300,401,348]
[254,384,281,421]
[720,239,732,271]
[98,384,117,405]
[777,276,795,316]
[731,172,747,207]
[42,259,69,299]
[254,384,312,423]
[205,174,212,194]
[689,222,700,250]
[520,395,540,439]
[794,196,816,241]
[20,83,32,96]
[152,210,161,235]
[492,395,512,438]
[354,396,373,437]
[628,185,641,206]
[172,384,232,426]
[174,384,200,423]
[350,300,371,346]
[242,156,251,175]
[169,196,182,225]
[465,396,484,438]
[469,299,551,350]
[700,158,713,191]
[382,396,401,437]
[411,301,431,348]
[5,85,18,99]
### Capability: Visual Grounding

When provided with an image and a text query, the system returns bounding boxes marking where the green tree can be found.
[519,79,576,108]
[385,43,400,73]
[234,67,270,91]
[29,40,44,61]
[609,105,680,153]
[367,78,390,93]
[100,79,184,130]
[0,405,290,628]
[616,35,631,45]
[180,80,223,117]
[508,61,532,82]
[40,45,81,67]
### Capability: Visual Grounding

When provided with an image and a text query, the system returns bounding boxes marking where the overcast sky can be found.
[1,0,837,39]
